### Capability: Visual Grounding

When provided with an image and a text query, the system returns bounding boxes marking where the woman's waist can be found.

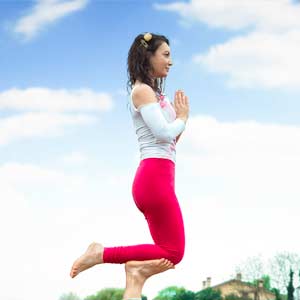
[138,156,175,172]
[139,142,176,154]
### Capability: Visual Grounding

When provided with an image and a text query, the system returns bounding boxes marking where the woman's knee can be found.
[167,247,185,265]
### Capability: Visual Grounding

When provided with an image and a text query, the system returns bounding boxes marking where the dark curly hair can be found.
[127,32,170,95]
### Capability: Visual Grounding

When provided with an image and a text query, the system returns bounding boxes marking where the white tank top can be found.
[128,86,177,163]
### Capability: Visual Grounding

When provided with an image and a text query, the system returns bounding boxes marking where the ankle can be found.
[126,273,145,287]
[124,276,144,299]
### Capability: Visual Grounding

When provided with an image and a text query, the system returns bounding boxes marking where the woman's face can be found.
[149,42,173,78]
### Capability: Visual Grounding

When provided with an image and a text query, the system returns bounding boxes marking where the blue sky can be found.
[1,1,300,300]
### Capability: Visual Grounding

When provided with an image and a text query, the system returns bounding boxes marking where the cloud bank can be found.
[13,0,89,40]
[0,87,113,146]
[155,0,300,89]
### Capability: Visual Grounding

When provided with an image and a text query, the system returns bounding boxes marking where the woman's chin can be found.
[155,73,168,79]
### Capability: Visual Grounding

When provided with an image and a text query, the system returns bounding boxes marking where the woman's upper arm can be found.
[132,85,157,111]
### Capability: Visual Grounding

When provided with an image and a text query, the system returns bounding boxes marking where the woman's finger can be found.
[177,90,181,105]
[184,95,188,105]
[180,91,185,105]
[176,90,181,105]
[176,91,180,105]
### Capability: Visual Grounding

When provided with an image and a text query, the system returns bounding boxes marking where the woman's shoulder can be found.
[132,83,155,95]
[132,83,158,109]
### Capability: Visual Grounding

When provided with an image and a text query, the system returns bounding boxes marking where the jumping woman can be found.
[70,32,190,300]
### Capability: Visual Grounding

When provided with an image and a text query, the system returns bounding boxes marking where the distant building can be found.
[202,273,276,300]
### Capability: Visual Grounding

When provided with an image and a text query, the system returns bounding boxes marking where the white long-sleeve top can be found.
[128,87,186,163]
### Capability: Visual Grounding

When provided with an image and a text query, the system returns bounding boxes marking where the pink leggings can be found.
[103,158,185,265]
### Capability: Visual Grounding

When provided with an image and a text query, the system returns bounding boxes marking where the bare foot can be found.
[125,258,174,284]
[70,242,104,278]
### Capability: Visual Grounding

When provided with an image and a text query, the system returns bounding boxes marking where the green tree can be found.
[83,288,147,300]
[269,252,300,293]
[236,252,300,294]
[194,288,222,300]
[287,269,295,300]
[252,275,272,291]
[84,288,124,300]
[59,292,81,300]
[154,286,195,300]
[271,288,283,300]
[235,255,264,282]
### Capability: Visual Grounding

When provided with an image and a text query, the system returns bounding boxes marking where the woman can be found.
[70,32,190,300]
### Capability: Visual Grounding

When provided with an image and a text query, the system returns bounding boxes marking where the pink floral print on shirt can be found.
[158,94,167,108]
[157,92,176,120]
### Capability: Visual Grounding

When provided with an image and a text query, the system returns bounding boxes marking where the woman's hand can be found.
[173,90,189,123]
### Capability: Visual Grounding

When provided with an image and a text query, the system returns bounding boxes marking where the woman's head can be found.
[127,33,172,93]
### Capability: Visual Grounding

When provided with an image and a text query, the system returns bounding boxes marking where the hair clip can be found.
[140,32,152,48]
[144,32,152,42]
[140,39,148,48]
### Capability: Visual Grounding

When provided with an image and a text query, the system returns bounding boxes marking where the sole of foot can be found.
[70,242,104,278]
[125,258,175,282]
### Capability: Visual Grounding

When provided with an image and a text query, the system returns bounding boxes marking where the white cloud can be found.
[154,0,300,32]
[13,0,89,40]
[182,115,300,157]
[62,151,88,165]
[0,87,114,112]
[194,30,300,89]
[155,0,300,89]
[0,162,86,187]
[0,112,95,146]
[0,162,90,300]
[0,87,114,146]
[177,115,300,195]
